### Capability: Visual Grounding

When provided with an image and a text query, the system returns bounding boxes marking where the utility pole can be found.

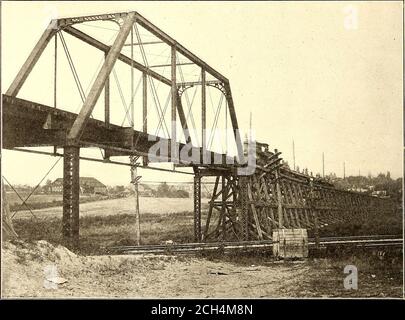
[343,161,346,179]
[292,139,296,171]
[130,156,141,245]
[249,111,252,142]
[322,152,325,178]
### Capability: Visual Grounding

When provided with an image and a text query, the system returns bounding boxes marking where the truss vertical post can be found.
[223,82,244,162]
[142,72,148,166]
[201,69,206,159]
[142,72,147,134]
[171,45,178,162]
[193,171,202,242]
[62,146,80,248]
[104,52,110,129]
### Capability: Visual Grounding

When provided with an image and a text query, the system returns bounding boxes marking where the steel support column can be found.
[142,72,148,166]
[62,146,80,248]
[193,173,202,242]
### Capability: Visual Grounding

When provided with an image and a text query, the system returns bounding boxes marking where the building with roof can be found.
[45,177,107,195]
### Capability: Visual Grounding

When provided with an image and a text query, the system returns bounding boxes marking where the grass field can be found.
[11,195,402,256]
[6,193,62,205]
[12,196,197,255]
[6,192,112,212]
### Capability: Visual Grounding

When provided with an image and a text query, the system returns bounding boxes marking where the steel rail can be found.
[109,235,403,255]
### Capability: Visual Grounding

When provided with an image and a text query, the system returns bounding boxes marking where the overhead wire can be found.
[207,87,225,152]
[134,23,170,138]
[207,94,225,151]
[59,32,111,159]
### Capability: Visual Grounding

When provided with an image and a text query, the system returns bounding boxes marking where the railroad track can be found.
[109,235,403,255]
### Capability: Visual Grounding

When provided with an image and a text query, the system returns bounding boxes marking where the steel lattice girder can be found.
[5,11,244,161]
[2,95,236,164]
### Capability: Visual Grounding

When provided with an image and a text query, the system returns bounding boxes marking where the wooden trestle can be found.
[194,145,396,242]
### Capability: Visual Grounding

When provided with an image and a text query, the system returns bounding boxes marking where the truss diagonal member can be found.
[111,68,132,126]
[183,78,200,144]
[208,94,225,151]
[155,90,172,137]
[176,93,192,145]
[222,82,243,162]
[59,32,86,103]
[134,23,170,138]
[2,176,36,219]
[175,54,194,145]
[63,26,171,86]
[67,12,136,144]
[12,157,62,219]
[6,20,58,97]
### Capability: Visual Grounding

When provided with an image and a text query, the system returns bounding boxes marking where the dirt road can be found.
[2,240,402,298]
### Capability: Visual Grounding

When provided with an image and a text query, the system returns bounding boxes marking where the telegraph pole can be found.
[322,152,325,178]
[292,139,296,171]
[249,111,252,142]
[343,162,346,179]
[130,157,141,245]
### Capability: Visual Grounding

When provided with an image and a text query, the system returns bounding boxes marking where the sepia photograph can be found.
[0,0,403,305]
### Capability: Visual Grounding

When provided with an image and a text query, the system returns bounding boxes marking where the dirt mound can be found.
[3,240,77,264]
[2,240,401,298]
[1,239,179,298]
[2,240,82,297]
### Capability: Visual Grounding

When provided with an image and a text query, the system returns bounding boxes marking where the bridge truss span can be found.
[2,11,397,248]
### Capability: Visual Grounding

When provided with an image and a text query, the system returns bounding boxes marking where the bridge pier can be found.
[193,172,202,242]
[62,146,80,249]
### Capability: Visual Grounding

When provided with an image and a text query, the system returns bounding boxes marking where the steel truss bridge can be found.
[2,11,397,248]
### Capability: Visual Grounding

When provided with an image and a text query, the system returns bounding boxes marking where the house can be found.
[371,190,387,198]
[45,177,107,195]
[138,184,154,197]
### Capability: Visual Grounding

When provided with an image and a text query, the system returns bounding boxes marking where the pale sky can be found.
[1,1,403,186]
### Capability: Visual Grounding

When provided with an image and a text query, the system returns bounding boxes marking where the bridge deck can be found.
[2,94,235,166]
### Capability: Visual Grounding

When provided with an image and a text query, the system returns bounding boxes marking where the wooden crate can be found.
[272,228,308,258]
